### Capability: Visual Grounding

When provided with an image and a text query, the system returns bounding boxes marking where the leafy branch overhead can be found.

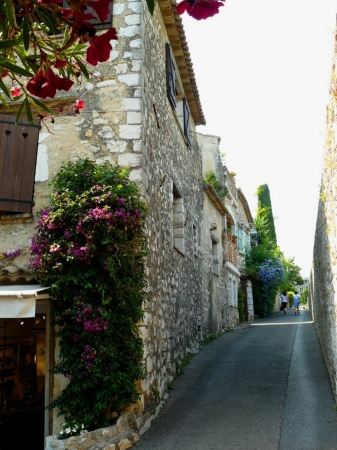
[0,0,226,124]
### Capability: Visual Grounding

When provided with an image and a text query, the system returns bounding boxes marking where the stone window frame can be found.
[211,232,219,277]
[165,43,192,148]
[172,182,185,256]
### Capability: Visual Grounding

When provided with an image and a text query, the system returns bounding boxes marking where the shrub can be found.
[31,159,147,432]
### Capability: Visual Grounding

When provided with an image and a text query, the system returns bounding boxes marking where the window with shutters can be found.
[172,183,185,256]
[211,233,219,276]
[165,43,192,148]
[0,114,40,215]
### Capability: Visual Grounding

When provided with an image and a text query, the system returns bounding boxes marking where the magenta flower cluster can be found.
[75,304,108,333]
[80,344,108,373]
[31,183,144,271]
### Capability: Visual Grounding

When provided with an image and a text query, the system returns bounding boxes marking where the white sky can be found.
[182,0,337,277]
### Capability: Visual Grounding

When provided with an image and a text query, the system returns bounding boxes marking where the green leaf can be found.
[21,17,30,51]
[29,96,53,114]
[0,93,9,107]
[15,99,27,124]
[0,78,11,98]
[146,0,156,15]
[36,8,56,35]
[25,98,34,125]
[4,0,14,27]
[74,57,90,82]
[0,60,33,78]
[0,39,17,50]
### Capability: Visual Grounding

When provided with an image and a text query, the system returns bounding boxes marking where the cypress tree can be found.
[256,184,277,244]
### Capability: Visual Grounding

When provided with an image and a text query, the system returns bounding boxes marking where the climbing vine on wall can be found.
[31,159,147,432]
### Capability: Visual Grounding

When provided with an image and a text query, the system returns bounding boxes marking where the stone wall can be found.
[311,32,337,398]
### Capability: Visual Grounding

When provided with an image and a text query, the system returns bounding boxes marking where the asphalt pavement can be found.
[135,309,337,450]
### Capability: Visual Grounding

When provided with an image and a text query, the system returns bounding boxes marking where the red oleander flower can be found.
[74,99,85,113]
[88,0,111,22]
[73,11,96,33]
[60,7,73,19]
[38,0,62,4]
[10,86,21,97]
[27,67,74,99]
[86,28,118,66]
[176,0,225,20]
[54,58,68,69]
[1,69,8,78]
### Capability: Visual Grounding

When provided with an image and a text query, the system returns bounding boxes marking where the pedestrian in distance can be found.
[293,291,300,315]
[280,291,288,314]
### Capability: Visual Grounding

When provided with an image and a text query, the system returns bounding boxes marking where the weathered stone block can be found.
[125,14,141,25]
[119,125,141,139]
[118,74,140,86]
[119,25,141,37]
[122,98,141,111]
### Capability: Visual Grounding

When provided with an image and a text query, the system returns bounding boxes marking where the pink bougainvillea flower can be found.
[10,86,21,97]
[176,0,225,20]
[27,67,74,99]
[86,28,118,66]
[54,58,68,69]
[88,0,112,22]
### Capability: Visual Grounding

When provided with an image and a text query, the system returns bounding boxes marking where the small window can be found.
[172,184,185,255]
[0,114,40,214]
[183,98,191,148]
[238,228,243,252]
[166,43,177,109]
[211,236,219,276]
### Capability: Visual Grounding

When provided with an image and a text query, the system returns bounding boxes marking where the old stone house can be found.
[198,132,255,331]
[310,25,337,403]
[0,1,255,449]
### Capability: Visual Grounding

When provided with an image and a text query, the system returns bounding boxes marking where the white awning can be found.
[0,285,50,318]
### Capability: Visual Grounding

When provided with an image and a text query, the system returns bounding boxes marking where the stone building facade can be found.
[198,133,255,330]
[0,1,255,448]
[0,0,206,446]
[310,27,337,400]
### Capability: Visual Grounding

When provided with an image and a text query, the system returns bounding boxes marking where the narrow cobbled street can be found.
[135,310,337,450]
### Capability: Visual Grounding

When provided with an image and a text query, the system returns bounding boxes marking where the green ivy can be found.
[31,159,148,433]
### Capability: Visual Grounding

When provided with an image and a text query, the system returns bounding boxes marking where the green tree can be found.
[300,288,308,305]
[280,257,304,292]
[256,184,277,245]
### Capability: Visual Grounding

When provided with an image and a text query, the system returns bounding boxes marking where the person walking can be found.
[280,291,288,314]
[293,291,300,315]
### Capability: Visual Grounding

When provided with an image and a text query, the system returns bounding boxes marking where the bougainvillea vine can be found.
[31,159,148,433]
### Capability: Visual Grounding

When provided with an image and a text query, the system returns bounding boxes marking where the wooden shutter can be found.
[183,97,191,147]
[63,1,113,29]
[0,114,40,214]
[166,43,177,109]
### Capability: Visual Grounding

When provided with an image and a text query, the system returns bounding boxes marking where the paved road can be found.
[135,310,337,450]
